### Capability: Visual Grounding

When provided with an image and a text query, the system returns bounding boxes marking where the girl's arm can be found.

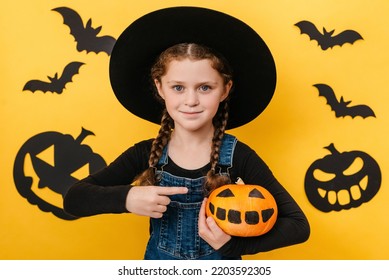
[63,139,153,217]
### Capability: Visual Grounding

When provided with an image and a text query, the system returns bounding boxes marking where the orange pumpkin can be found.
[206,184,278,237]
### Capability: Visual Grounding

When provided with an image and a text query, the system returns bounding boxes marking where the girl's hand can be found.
[198,198,231,250]
[126,186,188,218]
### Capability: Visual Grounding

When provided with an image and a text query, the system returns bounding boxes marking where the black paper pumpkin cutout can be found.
[304,143,381,212]
[13,128,106,220]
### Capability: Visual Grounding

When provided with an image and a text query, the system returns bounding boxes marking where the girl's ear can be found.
[221,80,233,102]
[154,79,165,100]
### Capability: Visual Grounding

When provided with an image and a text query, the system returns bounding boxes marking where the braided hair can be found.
[135,43,233,193]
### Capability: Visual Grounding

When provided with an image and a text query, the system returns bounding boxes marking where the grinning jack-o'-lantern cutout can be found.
[206,184,277,237]
[13,128,106,220]
[305,143,381,212]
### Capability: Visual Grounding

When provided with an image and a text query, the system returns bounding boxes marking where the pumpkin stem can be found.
[235,177,245,185]
[75,127,95,144]
[324,143,339,155]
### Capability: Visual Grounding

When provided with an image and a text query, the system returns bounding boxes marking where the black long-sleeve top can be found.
[64,138,310,257]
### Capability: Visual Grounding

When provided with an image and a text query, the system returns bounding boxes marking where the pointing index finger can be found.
[156,186,188,196]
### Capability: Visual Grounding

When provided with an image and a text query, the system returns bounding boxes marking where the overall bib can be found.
[144,134,239,260]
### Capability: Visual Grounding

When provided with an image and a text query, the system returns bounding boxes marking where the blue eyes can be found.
[172,85,211,92]
[173,85,184,91]
[199,85,210,91]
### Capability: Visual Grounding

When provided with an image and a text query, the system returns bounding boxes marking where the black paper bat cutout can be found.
[295,20,363,50]
[52,7,116,55]
[23,62,84,94]
[313,84,375,118]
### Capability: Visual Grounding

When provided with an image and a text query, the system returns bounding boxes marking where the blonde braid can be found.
[204,101,231,194]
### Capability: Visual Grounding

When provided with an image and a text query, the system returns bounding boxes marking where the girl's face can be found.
[154,58,232,133]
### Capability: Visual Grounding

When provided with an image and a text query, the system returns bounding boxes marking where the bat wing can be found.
[57,61,85,91]
[52,7,85,42]
[313,84,340,112]
[80,34,116,55]
[295,20,324,44]
[92,35,116,55]
[23,79,55,93]
[346,104,375,118]
[331,30,363,47]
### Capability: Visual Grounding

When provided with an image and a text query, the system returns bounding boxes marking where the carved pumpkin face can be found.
[206,184,278,237]
[304,143,381,212]
[13,128,106,220]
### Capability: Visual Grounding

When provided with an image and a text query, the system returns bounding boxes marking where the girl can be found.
[64,7,310,260]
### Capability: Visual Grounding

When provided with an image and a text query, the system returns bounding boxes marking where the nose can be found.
[185,90,199,106]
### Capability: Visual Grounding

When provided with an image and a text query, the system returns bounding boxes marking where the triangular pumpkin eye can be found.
[217,188,235,197]
[249,188,265,198]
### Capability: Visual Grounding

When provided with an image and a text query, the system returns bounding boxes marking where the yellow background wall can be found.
[1,0,388,259]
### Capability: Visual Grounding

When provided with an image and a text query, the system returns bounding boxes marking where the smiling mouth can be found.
[317,175,368,205]
[181,110,202,113]
[180,111,203,116]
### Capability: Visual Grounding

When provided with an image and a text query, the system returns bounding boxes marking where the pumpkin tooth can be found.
[216,207,226,220]
[359,175,368,191]
[328,191,337,205]
[318,188,326,198]
[337,189,350,205]
[209,202,215,215]
[350,185,362,200]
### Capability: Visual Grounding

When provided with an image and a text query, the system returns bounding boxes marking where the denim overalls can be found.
[144,134,238,260]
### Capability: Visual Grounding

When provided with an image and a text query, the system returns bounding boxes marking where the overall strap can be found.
[217,133,237,167]
[157,144,169,167]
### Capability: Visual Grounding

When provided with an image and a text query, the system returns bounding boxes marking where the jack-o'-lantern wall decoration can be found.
[305,143,381,212]
[13,128,106,220]
[206,184,278,237]
[1,0,389,260]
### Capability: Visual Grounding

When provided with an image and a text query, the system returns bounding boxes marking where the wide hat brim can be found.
[110,6,276,129]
